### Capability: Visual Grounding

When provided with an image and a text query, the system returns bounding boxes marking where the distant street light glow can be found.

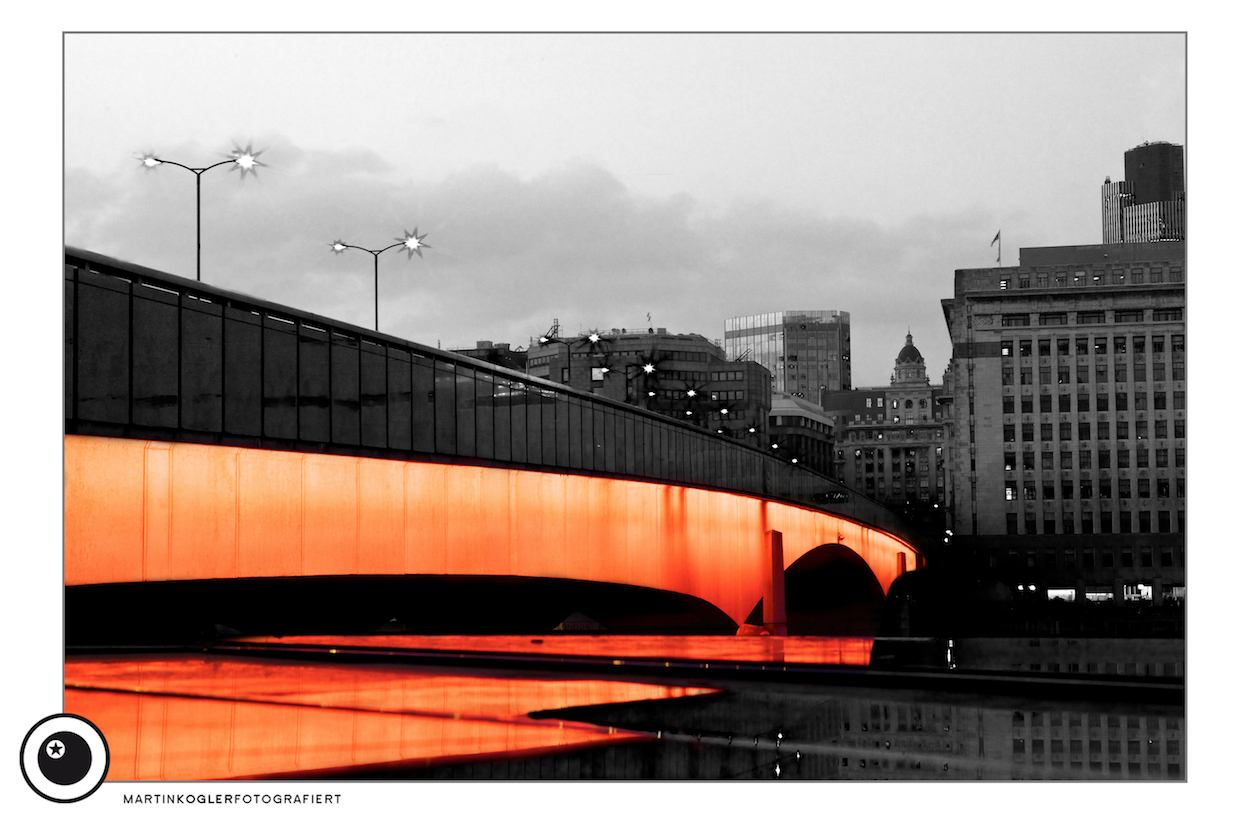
[329,227,431,331]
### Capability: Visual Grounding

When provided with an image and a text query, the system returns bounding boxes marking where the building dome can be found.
[896,333,924,364]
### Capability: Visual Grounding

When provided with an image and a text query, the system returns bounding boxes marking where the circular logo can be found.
[20,714,109,803]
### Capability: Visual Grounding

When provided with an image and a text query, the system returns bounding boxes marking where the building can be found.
[724,310,852,402]
[447,340,527,371]
[821,334,948,531]
[526,326,772,445]
[767,393,839,476]
[1101,142,1185,244]
[940,241,1185,604]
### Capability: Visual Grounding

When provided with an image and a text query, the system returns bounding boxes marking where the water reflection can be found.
[65,635,1183,781]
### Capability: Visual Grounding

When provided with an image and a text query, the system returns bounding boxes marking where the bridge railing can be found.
[64,247,920,544]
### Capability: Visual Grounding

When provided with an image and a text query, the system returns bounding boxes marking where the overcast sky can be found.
[64,32,1184,383]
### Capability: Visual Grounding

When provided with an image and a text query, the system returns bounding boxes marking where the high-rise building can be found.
[723,310,852,402]
[940,241,1185,604]
[526,326,772,445]
[1101,142,1185,244]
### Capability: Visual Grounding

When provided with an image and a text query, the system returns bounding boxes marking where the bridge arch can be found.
[66,436,919,630]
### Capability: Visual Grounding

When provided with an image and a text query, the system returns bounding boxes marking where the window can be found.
[1094,337,1107,354]
[1041,423,1054,441]
[1153,308,1182,322]
[1099,479,1112,498]
[1077,312,1105,325]
[1097,421,1110,440]
[1020,340,1032,357]
[1154,419,1168,439]
[1119,513,1133,533]
[1133,336,1146,353]
[1116,392,1129,411]
[1139,512,1152,533]
[1174,419,1185,438]
[1006,484,1018,501]
[1150,268,1163,283]
[1077,365,1089,384]
[1001,341,1015,357]
[1062,480,1074,499]
[1043,480,1055,499]
[1117,450,1130,469]
[1138,479,1150,498]
[1003,314,1030,327]
[1116,421,1128,440]
[1155,448,1169,468]
[1044,510,1056,533]
[1134,361,1147,381]
[1076,337,1088,355]
[1024,482,1037,501]
[1023,451,1035,470]
[1057,338,1070,355]
[1039,339,1052,356]
[1172,360,1185,380]
[1006,512,1018,532]
[1003,396,1015,414]
[1005,452,1016,471]
[1060,450,1073,469]
[1079,450,1091,470]
[1142,548,1154,568]
[1021,396,1033,413]
[1152,336,1165,353]
[1074,271,1087,286]
[1002,367,1014,386]
[1176,478,1185,498]
[1040,313,1068,326]
[1112,270,1125,286]
[1115,310,1144,323]
[1161,547,1173,567]
[1171,335,1184,352]
[1060,394,1072,412]
[1040,394,1052,412]
[1119,478,1132,498]
[1081,512,1094,533]
[1098,449,1110,468]
[1080,479,1093,499]
[1042,451,1054,470]
[1057,365,1070,384]
[1004,425,1016,442]
[1137,420,1149,439]
[1114,363,1127,382]
[1174,391,1185,409]
[1095,364,1107,383]
[1130,269,1143,284]
[1158,512,1171,534]
[1022,422,1035,441]
[1114,336,1127,354]
[1063,512,1075,534]
[1175,448,1185,467]
[999,277,1011,290]
[1122,547,1135,567]
[1017,275,1031,289]
[1059,422,1072,441]
[1157,479,1170,497]
[1079,422,1091,441]
[1020,368,1033,385]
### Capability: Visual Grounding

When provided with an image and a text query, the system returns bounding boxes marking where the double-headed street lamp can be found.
[330,228,429,332]
[139,143,265,282]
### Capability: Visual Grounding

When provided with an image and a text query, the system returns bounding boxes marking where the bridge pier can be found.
[762,529,787,636]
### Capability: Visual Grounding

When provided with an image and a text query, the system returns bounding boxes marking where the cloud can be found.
[64,140,1006,384]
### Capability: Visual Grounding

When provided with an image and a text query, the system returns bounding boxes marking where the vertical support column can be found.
[762,529,787,637]
[1151,577,1163,607]
[897,551,908,581]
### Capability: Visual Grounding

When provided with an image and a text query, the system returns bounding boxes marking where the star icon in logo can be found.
[46,740,64,759]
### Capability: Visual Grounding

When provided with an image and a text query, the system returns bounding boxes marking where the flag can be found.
[991,230,1001,247]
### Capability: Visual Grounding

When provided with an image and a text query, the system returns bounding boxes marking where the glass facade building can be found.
[724,310,851,402]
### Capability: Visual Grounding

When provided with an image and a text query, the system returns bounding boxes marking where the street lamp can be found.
[330,227,427,332]
[139,143,265,281]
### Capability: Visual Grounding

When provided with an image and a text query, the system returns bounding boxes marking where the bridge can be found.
[63,247,924,639]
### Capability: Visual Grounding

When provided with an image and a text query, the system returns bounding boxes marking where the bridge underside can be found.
[65,435,919,631]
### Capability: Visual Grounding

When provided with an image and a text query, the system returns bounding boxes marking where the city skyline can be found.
[62,33,1184,380]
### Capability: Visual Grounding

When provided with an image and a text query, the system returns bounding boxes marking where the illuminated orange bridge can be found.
[64,248,924,637]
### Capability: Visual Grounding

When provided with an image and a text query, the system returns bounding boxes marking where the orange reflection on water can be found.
[66,655,712,780]
[235,634,875,666]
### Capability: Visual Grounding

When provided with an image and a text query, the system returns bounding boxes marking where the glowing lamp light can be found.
[330,240,349,254]
[329,226,431,331]
[748,427,756,433]
[140,153,162,168]
[685,410,693,416]
[229,143,265,176]
[790,457,799,464]
[1017,584,1024,591]
[647,390,656,398]
[686,389,697,398]
[538,336,551,344]
[399,227,428,258]
[598,367,611,375]
[642,363,656,374]
[588,332,601,343]
[771,443,779,449]
[720,407,729,415]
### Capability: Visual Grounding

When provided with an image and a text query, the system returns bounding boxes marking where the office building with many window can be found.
[526,327,772,446]
[724,310,852,403]
[1101,142,1185,244]
[821,334,947,530]
[940,241,1184,603]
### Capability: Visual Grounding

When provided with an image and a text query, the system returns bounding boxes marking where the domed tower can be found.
[892,332,929,386]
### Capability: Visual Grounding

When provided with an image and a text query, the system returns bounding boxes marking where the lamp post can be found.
[330,228,428,332]
[139,144,265,282]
